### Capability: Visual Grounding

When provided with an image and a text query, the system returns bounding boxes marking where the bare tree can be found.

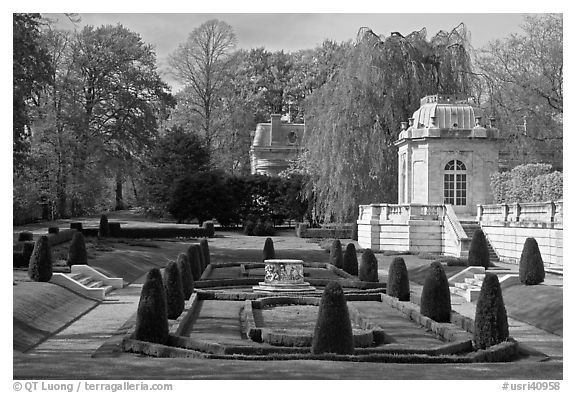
[169,19,237,149]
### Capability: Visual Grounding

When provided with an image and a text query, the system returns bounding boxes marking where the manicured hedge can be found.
[199,239,210,267]
[468,229,490,268]
[133,268,169,344]
[474,273,509,349]
[343,243,358,276]
[118,226,211,239]
[176,253,194,300]
[420,262,451,323]
[263,237,275,262]
[99,214,110,237]
[329,239,343,269]
[311,282,354,355]
[28,235,53,282]
[47,229,76,246]
[48,227,60,234]
[296,223,353,239]
[519,237,545,285]
[359,249,379,282]
[67,232,88,267]
[18,231,33,242]
[70,222,83,231]
[387,257,410,301]
[163,262,185,320]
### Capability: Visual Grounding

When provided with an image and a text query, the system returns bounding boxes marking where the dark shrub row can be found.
[244,218,275,236]
[168,171,308,228]
[296,223,353,239]
[134,239,212,343]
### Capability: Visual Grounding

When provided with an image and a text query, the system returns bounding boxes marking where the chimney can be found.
[270,114,282,145]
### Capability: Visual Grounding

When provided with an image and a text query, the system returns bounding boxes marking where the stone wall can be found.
[478,201,563,268]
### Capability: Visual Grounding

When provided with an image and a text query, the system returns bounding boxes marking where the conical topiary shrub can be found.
[420,261,451,322]
[133,268,169,344]
[195,244,206,273]
[359,249,378,282]
[200,238,211,268]
[329,239,343,269]
[311,282,354,355]
[163,262,185,320]
[98,214,110,237]
[387,257,410,301]
[468,229,490,268]
[474,272,509,349]
[177,253,194,299]
[67,232,88,267]
[342,243,358,276]
[519,237,545,285]
[263,237,276,262]
[28,235,53,282]
[186,245,203,281]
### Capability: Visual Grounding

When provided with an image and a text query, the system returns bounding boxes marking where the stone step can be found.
[464,277,483,286]
[449,286,481,302]
[76,275,95,286]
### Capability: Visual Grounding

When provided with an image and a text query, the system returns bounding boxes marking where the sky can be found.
[43,12,534,91]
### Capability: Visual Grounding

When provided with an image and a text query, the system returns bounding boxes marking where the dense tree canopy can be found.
[476,14,562,169]
[303,25,474,222]
[13,13,53,167]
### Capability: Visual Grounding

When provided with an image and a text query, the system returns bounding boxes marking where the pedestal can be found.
[253,259,316,293]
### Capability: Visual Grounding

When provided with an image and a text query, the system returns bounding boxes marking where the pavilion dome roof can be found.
[411,94,482,130]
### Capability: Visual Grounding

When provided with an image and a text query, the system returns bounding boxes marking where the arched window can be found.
[444,160,466,206]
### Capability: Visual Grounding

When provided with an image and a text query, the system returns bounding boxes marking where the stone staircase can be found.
[448,268,519,302]
[50,265,123,300]
[459,221,499,264]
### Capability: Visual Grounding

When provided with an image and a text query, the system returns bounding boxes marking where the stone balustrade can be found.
[477,200,562,226]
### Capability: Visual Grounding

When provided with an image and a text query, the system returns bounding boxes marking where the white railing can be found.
[477,200,562,224]
[358,203,444,223]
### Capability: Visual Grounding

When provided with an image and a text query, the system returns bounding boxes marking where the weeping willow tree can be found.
[302,24,474,222]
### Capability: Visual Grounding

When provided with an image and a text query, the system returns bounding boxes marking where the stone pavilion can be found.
[250,114,305,176]
[395,94,500,216]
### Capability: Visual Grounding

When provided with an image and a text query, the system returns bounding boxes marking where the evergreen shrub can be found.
[176,253,194,299]
[202,220,215,238]
[28,235,53,282]
[474,273,509,349]
[342,243,358,276]
[163,262,185,319]
[329,239,343,269]
[519,237,545,285]
[200,238,210,268]
[70,222,83,231]
[311,282,354,355]
[67,232,88,267]
[468,229,490,268]
[352,223,358,241]
[109,222,121,237]
[420,261,451,322]
[186,245,202,281]
[48,227,60,234]
[243,219,256,235]
[133,268,169,344]
[263,237,276,262]
[359,249,378,282]
[387,257,410,301]
[18,231,33,242]
[99,214,110,237]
